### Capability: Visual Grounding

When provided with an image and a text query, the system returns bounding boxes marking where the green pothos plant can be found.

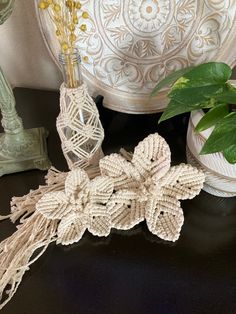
[152,62,236,164]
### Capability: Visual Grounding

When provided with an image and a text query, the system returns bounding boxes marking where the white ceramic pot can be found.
[187,110,236,197]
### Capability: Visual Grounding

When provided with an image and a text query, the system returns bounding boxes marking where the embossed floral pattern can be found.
[77,0,236,94]
[129,0,170,32]
[139,0,160,22]
[40,0,236,111]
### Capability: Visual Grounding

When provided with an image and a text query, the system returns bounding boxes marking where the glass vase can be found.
[56,49,104,170]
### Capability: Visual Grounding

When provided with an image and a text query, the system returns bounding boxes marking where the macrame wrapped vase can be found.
[57,49,104,170]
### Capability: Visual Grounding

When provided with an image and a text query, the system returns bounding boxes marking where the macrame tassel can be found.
[0,212,58,310]
[0,166,100,309]
[0,168,65,309]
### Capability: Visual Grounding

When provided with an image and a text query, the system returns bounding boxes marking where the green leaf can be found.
[158,62,233,124]
[159,99,213,123]
[223,145,236,164]
[195,103,229,132]
[200,112,236,154]
[168,84,224,105]
[168,63,231,105]
[214,83,236,104]
[151,66,194,96]
[177,62,232,88]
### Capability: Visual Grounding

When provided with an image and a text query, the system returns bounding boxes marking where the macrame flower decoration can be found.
[0,133,205,309]
[99,134,204,241]
[36,170,114,245]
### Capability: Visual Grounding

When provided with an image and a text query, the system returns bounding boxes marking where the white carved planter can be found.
[187,110,236,197]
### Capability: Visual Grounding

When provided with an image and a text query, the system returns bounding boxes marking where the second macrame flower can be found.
[36,133,205,244]
[36,170,114,245]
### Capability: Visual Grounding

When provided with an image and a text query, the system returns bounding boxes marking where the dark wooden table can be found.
[0,88,236,314]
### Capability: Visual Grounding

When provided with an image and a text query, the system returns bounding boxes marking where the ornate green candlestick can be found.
[0,0,51,176]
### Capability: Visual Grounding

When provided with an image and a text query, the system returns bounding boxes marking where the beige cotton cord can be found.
[0,133,205,309]
[57,83,104,170]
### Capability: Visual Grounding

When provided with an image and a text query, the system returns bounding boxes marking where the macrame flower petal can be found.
[36,191,69,220]
[57,211,88,246]
[146,196,184,242]
[89,176,114,204]
[160,164,205,200]
[99,154,127,177]
[99,154,140,190]
[65,169,90,204]
[132,133,171,181]
[107,190,146,230]
[88,204,111,237]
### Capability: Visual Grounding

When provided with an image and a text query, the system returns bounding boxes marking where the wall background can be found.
[0,0,62,90]
[0,1,235,92]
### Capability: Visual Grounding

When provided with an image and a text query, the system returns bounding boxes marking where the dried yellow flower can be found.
[80,24,87,32]
[69,33,77,42]
[82,11,89,19]
[66,0,72,8]
[69,24,75,31]
[38,1,48,9]
[73,17,78,24]
[53,4,61,12]
[83,56,89,63]
[61,42,69,51]
[76,2,82,9]
[38,0,89,58]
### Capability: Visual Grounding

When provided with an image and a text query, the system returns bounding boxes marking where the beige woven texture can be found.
[57,83,104,170]
[0,133,205,309]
